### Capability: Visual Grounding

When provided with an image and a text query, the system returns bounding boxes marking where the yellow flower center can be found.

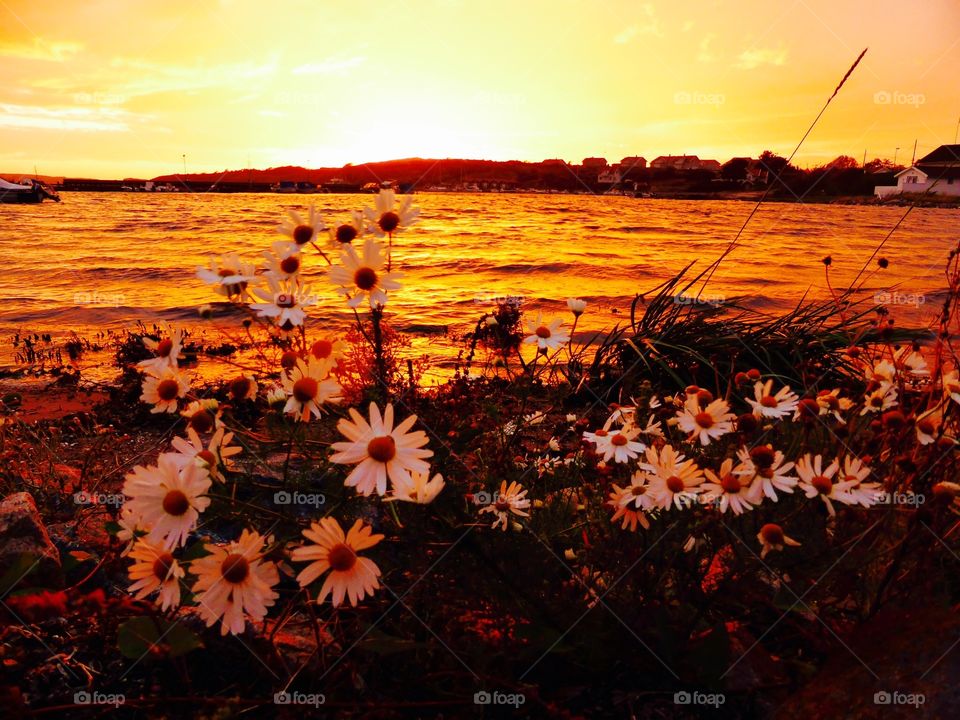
[292,377,318,403]
[666,476,685,493]
[197,450,216,466]
[279,256,300,275]
[367,436,397,463]
[760,523,784,545]
[292,224,314,245]
[156,338,174,357]
[720,473,741,494]
[311,339,333,360]
[694,412,714,429]
[162,489,190,516]
[811,475,833,495]
[378,211,400,233]
[230,376,251,400]
[189,410,215,434]
[156,379,180,402]
[535,326,551,339]
[152,552,175,581]
[610,434,628,446]
[354,266,378,291]
[328,543,357,572]
[221,553,250,584]
[336,224,358,243]
[760,395,778,408]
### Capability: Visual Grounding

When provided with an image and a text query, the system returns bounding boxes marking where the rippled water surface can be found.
[0,192,953,376]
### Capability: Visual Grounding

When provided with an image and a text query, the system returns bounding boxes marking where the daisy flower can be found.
[676,396,735,446]
[642,445,703,510]
[593,425,645,464]
[262,241,303,281]
[837,455,883,507]
[329,210,366,245]
[814,389,854,423]
[197,253,257,299]
[608,482,651,531]
[387,470,446,504]
[364,188,420,237]
[308,334,347,373]
[523,312,570,352]
[122,453,211,549]
[566,298,587,316]
[943,371,960,405]
[866,359,897,385]
[330,402,433,497]
[137,326,183,373]
[756,523,801,559]
[127,538,184,611]
[916,405,943,445]
[170,427,242,482]
[191,529,279,636]
[796,453,854,516]
[116,505,145,556]
[746,379,799,419]
[277,205,326,250]
[736,446,797,503]
[291,518,383,606]
[327,237,402,309]
[140,366,190,414]
[479,480,531,530]
[249,277,317,331]
[860,384,898,415]
[227,373,258,403]
[180,399,221,434]
[281,357,342,421]
[894,345,928,376]
[701,459,754,515]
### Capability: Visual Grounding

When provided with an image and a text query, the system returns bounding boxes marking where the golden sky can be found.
[2,0,958,177]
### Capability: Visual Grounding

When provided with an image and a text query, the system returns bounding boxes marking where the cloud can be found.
[698,33,718,63]
[614,4,661,42]
[292,56,366,76]
[736,44,788,70]
[0,37,83,62]
[0,103,131,132]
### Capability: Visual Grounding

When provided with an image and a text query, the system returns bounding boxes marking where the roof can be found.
[895,164,960,180]
[916,144,960,165]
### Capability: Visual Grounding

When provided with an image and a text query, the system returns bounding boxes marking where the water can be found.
[0,192,954,379]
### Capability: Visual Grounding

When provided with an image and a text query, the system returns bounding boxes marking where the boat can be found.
[0,178,61,203]
[295,181,319,193]
[272,180,297,194]
[321,178,362,193]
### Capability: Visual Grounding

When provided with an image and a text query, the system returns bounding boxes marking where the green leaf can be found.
[118,616,202,660]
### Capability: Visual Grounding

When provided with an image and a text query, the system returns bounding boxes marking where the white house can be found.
[875,144,960,197]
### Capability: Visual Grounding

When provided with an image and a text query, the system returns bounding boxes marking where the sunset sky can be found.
[2,0,958,178]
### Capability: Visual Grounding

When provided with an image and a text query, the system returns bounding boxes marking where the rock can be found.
[0,493,63,590]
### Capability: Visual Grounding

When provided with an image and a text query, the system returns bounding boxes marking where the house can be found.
[650,155,719,172]
[581,157,608,168]
[875,144,960,197]
[597,169,622,185]
[618,156,647,169]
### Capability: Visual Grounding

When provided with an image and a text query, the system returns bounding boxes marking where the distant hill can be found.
[151,158,577,187]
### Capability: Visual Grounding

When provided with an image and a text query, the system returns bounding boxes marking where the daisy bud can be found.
[280,350,299,371]
[882,410,906,429]
[736,413,759,434]
[822,255,832,266]
[795,398,820,423]
[734,372,750,386]
[747,369,761,381]
[684,385,700,395]
[878,257,889,269]
[566,298,587,316]
[932,482,960,503]
[696,389,714,404]
[846,346,861,358]
[936,437,958,452]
